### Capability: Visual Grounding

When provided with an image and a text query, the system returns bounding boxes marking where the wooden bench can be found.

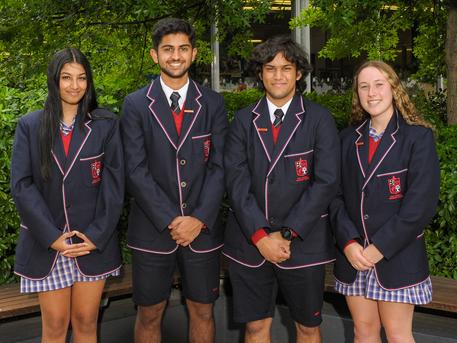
[1,263,456,321]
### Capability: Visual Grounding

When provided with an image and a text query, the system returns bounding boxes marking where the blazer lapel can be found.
[178,80,202,149]
[355,120,369,180]
[252,98,274,163]
[269,95,304,171]
[63,116,92,180]
[51,133,66,176]
[362,111,400,190]
[147,80,179,150]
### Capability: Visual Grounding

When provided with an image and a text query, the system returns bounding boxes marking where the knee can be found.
[384,327,414,343]
[71,310,98,334]
[245,319,271,337]
[187,302,213,322]
[137,303,166,328]
[43,315,69,338]
[296,323,320,337]
[353,320,381,340]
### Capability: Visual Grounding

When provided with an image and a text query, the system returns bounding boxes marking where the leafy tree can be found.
[0,0,271,107]
[291,0,457,125]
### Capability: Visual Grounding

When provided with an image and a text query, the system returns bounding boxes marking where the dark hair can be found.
[251,35,312,92]
[40,48,97,180]
[152,17,196,48]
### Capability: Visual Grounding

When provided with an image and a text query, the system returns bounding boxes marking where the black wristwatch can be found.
[280,227,294,241]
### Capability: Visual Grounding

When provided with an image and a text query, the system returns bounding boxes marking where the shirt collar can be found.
[266,97,293,124]
[368,120,385,142]
[160,77,189,109]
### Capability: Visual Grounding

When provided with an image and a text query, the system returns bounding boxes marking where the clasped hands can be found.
[344,242,384,271]
[169,216,204,246]
[51,231,96,257]
[255,231,291,264]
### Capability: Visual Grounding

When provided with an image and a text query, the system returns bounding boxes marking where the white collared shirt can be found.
[160,77,189,110]
[266,97,293,124]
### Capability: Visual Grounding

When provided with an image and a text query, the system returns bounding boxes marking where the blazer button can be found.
[269,217,275,225]
[363,214,369,220]
[180,159,186,166]
[66,203,71,209]
[180,181,187,188]
[181,203,187,209]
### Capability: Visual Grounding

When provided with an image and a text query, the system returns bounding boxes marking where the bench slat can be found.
[1,264,456,320]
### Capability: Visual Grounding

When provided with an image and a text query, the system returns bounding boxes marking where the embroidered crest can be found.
[203,137,211,162]
[388,176,403,200]
[90,160,102,184]
[295,158,310,182]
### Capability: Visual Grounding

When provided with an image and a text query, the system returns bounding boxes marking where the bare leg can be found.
[378,301,415,343]
[186,299,215,343]
[38,287,71,343]
[295,322,321,343]
[134,300,167,343]
[70,280,106,343]
[346,296,382,343]
[245,317,272,343]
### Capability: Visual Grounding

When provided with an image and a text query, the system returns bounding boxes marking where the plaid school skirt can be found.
[335,268,432,305]
[20,254,121,293]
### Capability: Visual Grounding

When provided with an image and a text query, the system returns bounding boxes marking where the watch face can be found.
[281,228,292,240]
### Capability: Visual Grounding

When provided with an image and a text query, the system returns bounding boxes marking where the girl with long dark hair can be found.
[11,48,124,342]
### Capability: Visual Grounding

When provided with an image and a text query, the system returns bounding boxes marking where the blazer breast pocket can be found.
[375,168,408,203]
[191,133,212,164]
[79,152,105,187]
[283,149,314,185]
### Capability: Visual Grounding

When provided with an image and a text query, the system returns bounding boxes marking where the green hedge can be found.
[0,84,455,283]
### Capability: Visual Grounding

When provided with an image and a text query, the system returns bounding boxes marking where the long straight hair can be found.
[40,48,97,180]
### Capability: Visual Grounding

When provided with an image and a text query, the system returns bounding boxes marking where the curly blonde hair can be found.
[351,60,432,129]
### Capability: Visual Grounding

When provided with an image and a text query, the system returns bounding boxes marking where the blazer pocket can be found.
[79,152,105,187]
[191,133,212,164]
[283,149,313,184]
[375,168,408,203]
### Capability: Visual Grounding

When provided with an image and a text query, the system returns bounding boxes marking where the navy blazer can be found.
[330,111,440,289]
[223,94,340,268]
[11,109,124,279]
[121,79,228,254]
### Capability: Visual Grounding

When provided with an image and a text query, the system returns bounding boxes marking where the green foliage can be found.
[303,91,352,130]
[221,88,263,122]
[0,0,271,90]
[0,81,46,283]
[291,0,448,81]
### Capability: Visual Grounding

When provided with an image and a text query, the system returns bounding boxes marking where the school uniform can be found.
[223,94,340,325]
[11,109,124,283]
[121,78,228,305]
[330,110,440,292]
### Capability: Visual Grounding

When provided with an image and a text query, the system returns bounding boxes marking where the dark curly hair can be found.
[250,35,312,92]
[152,17,195,48]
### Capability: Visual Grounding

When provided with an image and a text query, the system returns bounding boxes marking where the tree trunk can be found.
[445,2,457,125]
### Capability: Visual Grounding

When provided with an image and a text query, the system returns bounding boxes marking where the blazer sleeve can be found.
[283,111,340,238]
[84,118,125,252]
[10,117,62,249]
[121,96,180,232]
[329,189,362,250]
[371,129,440,260]
[191,95,228,231]
[224,113,270,240]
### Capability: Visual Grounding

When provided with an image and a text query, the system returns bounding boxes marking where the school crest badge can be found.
[203,137,211,162]
[387,175,403,200]
[295,158,310,182]
[90,160,102,184]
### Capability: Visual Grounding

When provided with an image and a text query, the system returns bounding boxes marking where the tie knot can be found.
[273,109,284,127]
[170,92,181,113]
